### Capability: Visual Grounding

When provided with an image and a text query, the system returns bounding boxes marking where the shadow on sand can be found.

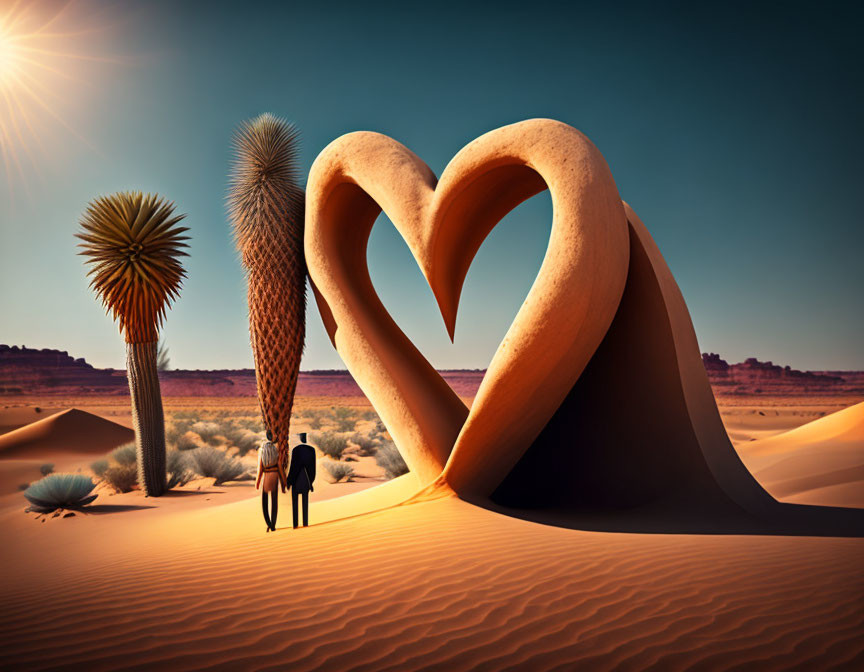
[470,494,864,538]
[80,504,155,514]
[160,489,219,497]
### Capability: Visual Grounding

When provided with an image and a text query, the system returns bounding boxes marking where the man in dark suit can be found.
[287,432,316,528]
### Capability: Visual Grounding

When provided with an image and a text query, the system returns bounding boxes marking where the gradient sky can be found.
[1,0,862,371]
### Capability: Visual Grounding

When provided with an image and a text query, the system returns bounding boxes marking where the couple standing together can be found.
[256,431,317,532]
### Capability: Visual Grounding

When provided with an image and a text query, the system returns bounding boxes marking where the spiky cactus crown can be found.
[76,191,189,343]
[228,113,304,254]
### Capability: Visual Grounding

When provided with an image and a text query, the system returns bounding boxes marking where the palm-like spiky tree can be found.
[76,191,189,497]
[228,114,305,453]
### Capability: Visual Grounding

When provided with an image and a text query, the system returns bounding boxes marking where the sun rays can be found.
[0,1,118,196]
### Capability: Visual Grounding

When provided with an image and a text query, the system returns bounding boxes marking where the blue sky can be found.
[1,0,862,371]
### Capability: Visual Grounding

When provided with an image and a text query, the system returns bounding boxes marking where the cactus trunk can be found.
[246,240,305,447]
[127,340,166,496]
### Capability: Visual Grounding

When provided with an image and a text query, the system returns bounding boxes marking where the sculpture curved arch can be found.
[305,120,864,536]
[306,119,630,487]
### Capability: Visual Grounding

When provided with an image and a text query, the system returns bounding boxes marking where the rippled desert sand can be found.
[0,399,862,671]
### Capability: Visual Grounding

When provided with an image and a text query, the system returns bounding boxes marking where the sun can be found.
[0,1,115,193]
[0,22,23,87]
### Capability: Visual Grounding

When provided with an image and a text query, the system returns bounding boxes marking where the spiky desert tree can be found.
[228,114,306,451]
[76,192,189,497]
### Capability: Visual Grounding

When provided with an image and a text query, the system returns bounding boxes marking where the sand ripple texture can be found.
[1,496,862,671]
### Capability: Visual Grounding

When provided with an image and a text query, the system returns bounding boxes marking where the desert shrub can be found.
[24,474,97,513]
[166,450,194,489]
[307,415,323,430]
[237,417,264,433]
[350,432,379,456]
[171,430,203,451]
[228,429,263,457]
[323,461,355,483]
[311,432,348,459]
[40,463,54,476]
[111,442,137,466]
[90,458,109,478]
[330,407,357,432]
[165,419,193,444]
[189,446,249,485]
[190,421,223,445]
[103,464,138,493]
[375,442,409,479]
[361,409,378,421]
[337,418,357,432]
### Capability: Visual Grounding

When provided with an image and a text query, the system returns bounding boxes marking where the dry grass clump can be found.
[189,447,250,485]
[103,463,138,493]
[98,442,194,492]
[323,461,354,483]
[172,430,203,451]
[90,458,109,478]
[222,426,263,457]
[111,443,137,466]
[166,450,194,489]
[375,441,409,479]
[310,432,348,459]
[236,417,264,433]
[102,442,138,492]
[165,418,193,444]
[350,432,379,456]
[331,406,357,432]
[304,409,325,430]
[190,421,223,446]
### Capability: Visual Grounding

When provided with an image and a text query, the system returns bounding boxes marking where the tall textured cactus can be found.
[76,192,189,497]
[228,114,306,450]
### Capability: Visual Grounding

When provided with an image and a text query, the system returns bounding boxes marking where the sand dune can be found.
[738,402,864,507]
[0,399,861,669]
[0,408,133,459]
[0,405,62,435]
[1,494,862,671]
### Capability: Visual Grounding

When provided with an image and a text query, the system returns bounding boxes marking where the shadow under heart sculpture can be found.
[305,119,862,530]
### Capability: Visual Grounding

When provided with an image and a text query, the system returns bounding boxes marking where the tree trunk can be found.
[127,340,166,496]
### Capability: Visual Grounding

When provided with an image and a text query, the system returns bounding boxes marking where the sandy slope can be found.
[0,408,134,497]
[1,492,862,671]
[737,402,864,507]
[0,408,133,458]
[1,399,862,670]
[0,404,63,435]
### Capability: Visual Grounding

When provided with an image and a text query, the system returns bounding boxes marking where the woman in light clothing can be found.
[256,429,287,532]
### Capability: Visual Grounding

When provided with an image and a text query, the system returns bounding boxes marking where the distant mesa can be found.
[0,344,126,396]
[701,353,851,394]
[0,343,861,398]
[0,408,134,459]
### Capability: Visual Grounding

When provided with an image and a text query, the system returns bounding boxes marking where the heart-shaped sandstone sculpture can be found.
[306,120,864,535]
[305,119,630,492]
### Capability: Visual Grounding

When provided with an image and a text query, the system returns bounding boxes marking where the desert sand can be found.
[0,395,862,670]
[0,408,133,498]
[737,401,864,508]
